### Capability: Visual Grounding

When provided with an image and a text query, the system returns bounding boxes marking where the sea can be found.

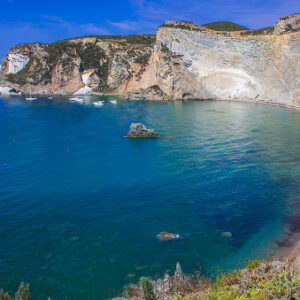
[0,96,299,299]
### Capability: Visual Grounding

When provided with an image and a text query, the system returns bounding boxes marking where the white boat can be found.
[93,101,104,106]
[48,97,53,100]
[69,97,84,102]
[110,100,117,104]
[25,86,37,101]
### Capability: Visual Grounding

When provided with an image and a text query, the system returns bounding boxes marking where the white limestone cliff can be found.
[8,53,29,74]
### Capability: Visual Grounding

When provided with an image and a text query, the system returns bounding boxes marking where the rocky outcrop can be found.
[125,123,158,138]
[274,13,300,34]
[0,14,299,106]
[156,232,180,241]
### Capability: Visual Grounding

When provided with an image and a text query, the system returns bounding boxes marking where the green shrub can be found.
[139,277,154,300]
[247,259,259,271]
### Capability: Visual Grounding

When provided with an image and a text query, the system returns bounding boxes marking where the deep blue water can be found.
[0,96,299,299]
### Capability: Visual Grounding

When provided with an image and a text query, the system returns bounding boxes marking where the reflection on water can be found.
[0,96,299,299]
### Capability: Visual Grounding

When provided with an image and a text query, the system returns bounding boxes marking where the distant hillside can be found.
[202,21,248,31]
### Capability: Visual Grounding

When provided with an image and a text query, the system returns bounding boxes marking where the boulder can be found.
[125,123,159,138]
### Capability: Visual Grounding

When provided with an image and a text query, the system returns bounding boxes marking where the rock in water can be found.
[222,232,232,238]
[157,231,180,241]
[125,123,158,138]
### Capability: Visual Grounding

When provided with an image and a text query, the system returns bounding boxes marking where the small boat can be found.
[69,97,84,102]
[48,97,53,100]
[110,100,117,104]
[25,86,37,101]
[93,101,104,106]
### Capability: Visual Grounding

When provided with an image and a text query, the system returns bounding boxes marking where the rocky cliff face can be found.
[123,22,300,106]
[1,14,299,106]
[274,13,300,35]
[0,35,155,96]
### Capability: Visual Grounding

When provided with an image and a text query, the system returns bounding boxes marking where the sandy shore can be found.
[215,98,300,112]
[276,232,300,268]
[274,211,300,268]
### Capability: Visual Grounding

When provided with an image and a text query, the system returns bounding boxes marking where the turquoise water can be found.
[0,96,299,299]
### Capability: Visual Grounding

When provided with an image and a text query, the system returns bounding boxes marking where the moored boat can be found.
[25,86,37,101]
[93,101,104,106]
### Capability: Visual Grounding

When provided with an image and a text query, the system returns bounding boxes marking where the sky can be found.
[0,0,299,59]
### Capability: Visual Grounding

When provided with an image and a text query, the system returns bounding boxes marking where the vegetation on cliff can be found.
[63,34,156,47]
[241,27,274,36]
[202,21,248,31]
[0,283,31,300]
[121,259,300,299]
[0,260,299,299]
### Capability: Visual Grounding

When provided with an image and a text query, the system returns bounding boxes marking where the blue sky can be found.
[0,0,299,59]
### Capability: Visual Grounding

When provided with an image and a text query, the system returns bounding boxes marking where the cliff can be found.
[0,14,299,106]
[0,35,155,96]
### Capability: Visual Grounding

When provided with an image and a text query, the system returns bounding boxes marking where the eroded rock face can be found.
[274,13,300,35]
[126,24,300,106]
[125,123,158,138]
[8,53,30,74]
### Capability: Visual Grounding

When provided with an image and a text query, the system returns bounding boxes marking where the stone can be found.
[156,231,180,241]
[125,123,159,138]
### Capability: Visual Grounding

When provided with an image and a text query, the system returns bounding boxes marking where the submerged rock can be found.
[125,123,159,138]
[156,231,181,241]
[222,231,232,238]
